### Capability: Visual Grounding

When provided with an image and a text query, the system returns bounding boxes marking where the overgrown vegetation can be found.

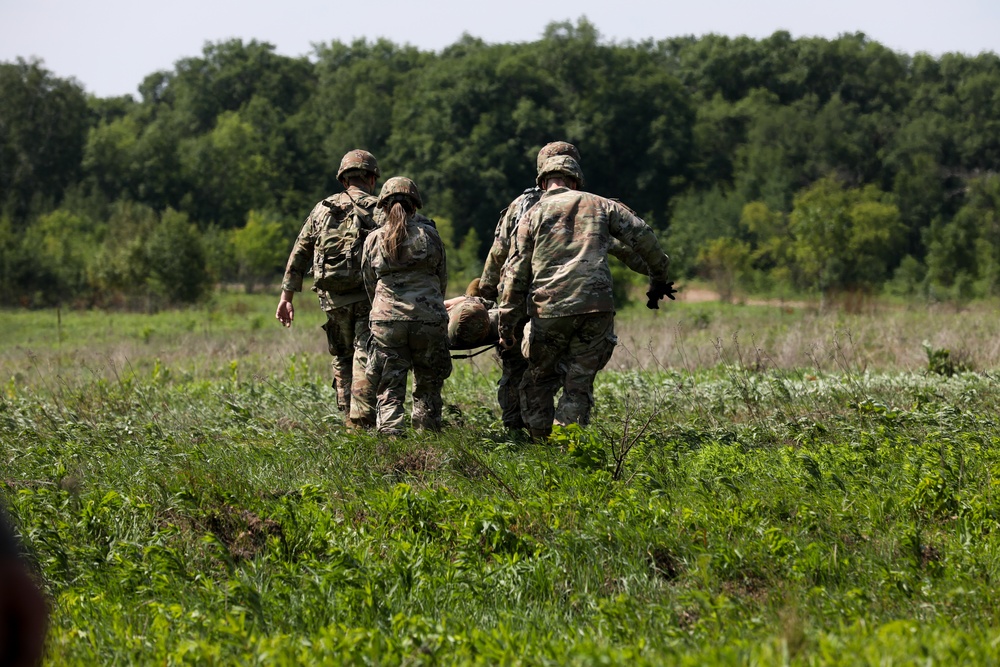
[5,299,1000,663]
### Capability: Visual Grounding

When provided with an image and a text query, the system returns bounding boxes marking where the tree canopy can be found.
[2,21,999,305]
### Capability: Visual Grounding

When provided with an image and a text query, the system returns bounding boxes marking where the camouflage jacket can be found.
[481,187,651,298]
[362,213,448,323]
[281,185,378,309]
[497,187,670,335]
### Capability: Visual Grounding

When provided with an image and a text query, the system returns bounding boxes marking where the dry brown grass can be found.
[3,291,999,389]
[609,298,1000,373]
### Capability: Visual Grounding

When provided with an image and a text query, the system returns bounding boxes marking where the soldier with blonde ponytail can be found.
[361,177,452,435]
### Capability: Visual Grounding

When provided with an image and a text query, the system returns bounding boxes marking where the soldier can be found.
[497,155,675,441]
[479,141,653,431]
[362,177,452,435]
[276,149,380,429]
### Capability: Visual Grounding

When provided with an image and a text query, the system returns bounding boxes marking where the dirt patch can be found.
[204,506,282,561]
[679,287,811,309]
[648,545,682,581]
[679,288,723,304]
[387,446,445,478]
[721,574,771,605]
[919,543,942,569]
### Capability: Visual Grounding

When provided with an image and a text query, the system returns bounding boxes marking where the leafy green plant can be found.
[922,340,973,376]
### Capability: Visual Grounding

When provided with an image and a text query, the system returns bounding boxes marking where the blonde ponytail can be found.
[383,200,412,262]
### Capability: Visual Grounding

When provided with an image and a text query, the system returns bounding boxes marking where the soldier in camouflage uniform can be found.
[497,155,673,441]
[362,177,452,434]
[480,141,653,430]
[276,149,380,429]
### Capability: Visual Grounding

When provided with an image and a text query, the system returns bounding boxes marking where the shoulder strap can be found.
[451,344,497,360]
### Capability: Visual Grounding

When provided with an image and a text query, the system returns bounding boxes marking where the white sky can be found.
[2,0,999,98]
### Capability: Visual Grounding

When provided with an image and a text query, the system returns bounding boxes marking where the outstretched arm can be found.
[608,238,649,276]
[277,206,321,327]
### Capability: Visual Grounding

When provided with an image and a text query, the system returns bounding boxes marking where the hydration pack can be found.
[313,196,375,293]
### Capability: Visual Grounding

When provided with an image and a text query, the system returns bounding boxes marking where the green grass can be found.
[5,296,1000,664]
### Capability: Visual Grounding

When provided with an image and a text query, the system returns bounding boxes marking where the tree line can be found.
[2,19,999,307]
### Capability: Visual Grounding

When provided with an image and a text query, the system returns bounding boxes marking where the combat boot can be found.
[528,427,551,442]
[345,416,374,432]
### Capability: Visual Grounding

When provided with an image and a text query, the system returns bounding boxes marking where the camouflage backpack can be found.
[313,193,376,293]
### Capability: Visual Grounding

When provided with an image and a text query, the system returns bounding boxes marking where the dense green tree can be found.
[697,237,752,301]
[146,209,209,303]
[87,201,158,300]
[169,39,315,134]
[3,28,1000,305]
[788,177,904,294]
[178,109,282,227]
[665,186,745,277]
[926,175,1000,297]
[740,201,795,289]
[294,39,426,200]
[20,209,96,303]
[0,59,91,223]
[230,210,292,292]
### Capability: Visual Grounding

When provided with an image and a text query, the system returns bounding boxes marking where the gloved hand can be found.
[645,280,677,309]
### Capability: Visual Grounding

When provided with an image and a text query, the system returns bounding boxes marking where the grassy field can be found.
[5,291,1000,664]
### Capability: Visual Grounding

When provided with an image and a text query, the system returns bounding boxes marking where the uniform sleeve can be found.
[606,201,670,282]
[281,206,321,292]
[608,238,650,276]
[361,232,379,302]
[496,210,537,338]
[435,230,449,297]
[479,206,516,295]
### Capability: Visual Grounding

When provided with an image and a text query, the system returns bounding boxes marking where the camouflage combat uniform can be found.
[482,186,651,429]
[362,211,452,433]
[498,160,670,433]
[281,185,378,425]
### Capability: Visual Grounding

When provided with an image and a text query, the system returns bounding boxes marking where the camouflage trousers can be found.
[497,317,529,429]
[367,320,453,433]
[519,312,617,430]
[322,300,375,425]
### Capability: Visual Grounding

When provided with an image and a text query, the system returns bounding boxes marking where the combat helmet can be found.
[447,298,492,349]
[377,176,423,209]
[337,149,381,182]
[536,155,585,189]
[535,141,581,173]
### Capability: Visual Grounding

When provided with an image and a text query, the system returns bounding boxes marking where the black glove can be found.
[645,280,677,309]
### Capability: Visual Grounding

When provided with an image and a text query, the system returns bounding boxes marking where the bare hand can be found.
[276,300,294,327]
[499,337,515,351]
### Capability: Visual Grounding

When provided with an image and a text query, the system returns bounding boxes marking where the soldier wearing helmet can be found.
[276,149,381,429]
[497,155,674,441]
[361,177,452,435]
[478,141,656,432]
